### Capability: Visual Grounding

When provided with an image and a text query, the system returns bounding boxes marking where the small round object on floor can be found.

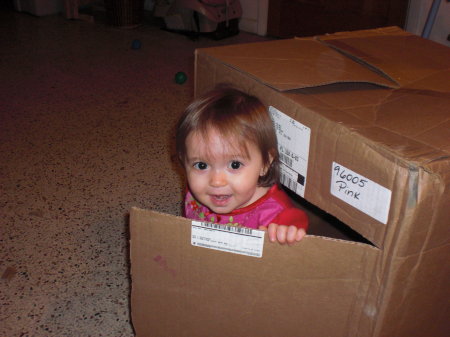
[131,39,141,50]
[174,71,187,84]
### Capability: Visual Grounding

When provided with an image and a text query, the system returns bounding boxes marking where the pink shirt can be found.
[184,184,308,230]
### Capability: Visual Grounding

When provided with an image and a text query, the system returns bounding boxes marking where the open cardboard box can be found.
[130,27,450,337]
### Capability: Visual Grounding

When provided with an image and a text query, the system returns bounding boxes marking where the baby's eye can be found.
[229,161,242,170]
[193,162,208,170]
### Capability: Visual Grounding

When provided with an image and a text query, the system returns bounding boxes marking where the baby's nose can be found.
[210,170,227,187]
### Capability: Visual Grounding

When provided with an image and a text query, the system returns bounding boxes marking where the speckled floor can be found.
[0,9,269,336]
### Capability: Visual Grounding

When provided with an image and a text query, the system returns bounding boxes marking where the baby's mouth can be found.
[210,194,232,206]
[212,195,230,200]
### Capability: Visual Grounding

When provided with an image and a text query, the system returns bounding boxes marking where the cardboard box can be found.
[130,27,450,336]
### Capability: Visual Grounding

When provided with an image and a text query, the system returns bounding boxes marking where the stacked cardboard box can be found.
[130,27,450,337]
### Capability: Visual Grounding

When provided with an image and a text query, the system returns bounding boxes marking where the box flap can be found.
[317,27,450,90]
[130,208,379,337]
[200,38,398,91]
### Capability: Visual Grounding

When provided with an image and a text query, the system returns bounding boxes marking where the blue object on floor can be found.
[131,39,141,49]
[175,71,187,84]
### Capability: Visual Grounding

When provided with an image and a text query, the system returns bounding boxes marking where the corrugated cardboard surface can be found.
[192,27,450,337]
[194,26,449,244]
[130,208,378,337]
[130,27,450,337]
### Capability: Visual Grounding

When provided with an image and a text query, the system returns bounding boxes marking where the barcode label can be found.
[269,106,311,197]
[191,221,265,258]
[279,152,293,167]
[280,163,305,195]
[281,171,297,193]
[198,222,254,235]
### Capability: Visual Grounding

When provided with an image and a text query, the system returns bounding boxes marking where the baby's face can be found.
[184,129,270,214]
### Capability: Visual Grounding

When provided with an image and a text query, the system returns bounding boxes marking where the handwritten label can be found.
[269,106,311,197]
[330,162,392,224]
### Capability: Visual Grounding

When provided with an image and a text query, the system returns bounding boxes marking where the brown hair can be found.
[176,85,279,187]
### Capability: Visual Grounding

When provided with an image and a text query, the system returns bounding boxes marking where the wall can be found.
[239,0,450,47]
[239,0,269,36]
[406,0,450,47]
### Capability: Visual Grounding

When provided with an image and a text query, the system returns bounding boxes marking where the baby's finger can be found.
[296,228,306,242]
[276,225,288,244]
[268,223,278,242]
[286,225,298,244]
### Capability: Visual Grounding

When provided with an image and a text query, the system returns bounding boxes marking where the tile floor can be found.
[0,9,270,336]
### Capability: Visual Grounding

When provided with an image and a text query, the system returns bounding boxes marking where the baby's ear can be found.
[260,152,275,176]
[260,166,267,176]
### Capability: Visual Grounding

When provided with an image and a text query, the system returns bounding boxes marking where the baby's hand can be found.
[259,223,306,244]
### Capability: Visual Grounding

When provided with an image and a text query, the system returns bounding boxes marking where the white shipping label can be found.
[191,222,265,258]
[269,106,311,197]
[330,162,392,224]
